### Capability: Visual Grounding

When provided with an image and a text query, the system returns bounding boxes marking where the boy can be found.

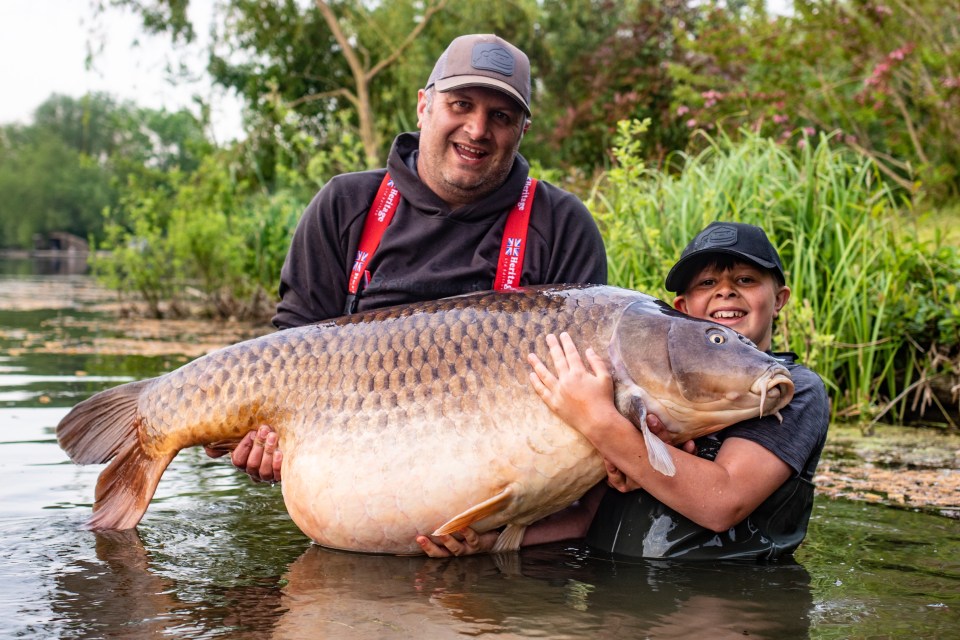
[418,222,830,559]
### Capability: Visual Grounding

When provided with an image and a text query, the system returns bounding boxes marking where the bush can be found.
[591,119,960,425]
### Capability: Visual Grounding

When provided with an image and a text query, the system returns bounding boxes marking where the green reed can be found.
[589,121,957,424]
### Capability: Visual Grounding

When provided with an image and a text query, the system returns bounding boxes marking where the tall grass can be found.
[590,120,960,425]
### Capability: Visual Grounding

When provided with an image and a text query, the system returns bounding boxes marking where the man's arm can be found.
[416,482,608,557]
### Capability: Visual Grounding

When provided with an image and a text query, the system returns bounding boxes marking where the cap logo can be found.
[471,43,514,76]
[696,225,738,249]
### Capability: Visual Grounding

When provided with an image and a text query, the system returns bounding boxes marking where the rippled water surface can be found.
[1,265,957,638]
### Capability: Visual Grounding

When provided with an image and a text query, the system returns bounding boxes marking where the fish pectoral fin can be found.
[432,485,518,537]
[641,419,677,477]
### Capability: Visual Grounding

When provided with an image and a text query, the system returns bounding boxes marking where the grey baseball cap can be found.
[426,34,532,116]
[665,222,786,293]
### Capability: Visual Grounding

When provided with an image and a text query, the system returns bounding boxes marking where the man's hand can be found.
[204,425,283,483]
[416,528,499,557]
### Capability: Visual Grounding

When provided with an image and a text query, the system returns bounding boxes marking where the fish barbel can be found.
[57,285,794,554]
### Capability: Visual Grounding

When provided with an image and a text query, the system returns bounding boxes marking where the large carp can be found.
[57,285,793,555]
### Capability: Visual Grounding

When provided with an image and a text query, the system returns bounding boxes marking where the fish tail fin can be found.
[57,378,171,530]
[57,379,151,464]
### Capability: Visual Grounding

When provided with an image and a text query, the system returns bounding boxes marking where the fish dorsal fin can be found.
[432,484,517,536]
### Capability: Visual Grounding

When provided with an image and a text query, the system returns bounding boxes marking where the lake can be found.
[1,261,957,638]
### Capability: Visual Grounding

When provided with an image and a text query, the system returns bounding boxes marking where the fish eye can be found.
[707,329,726,345]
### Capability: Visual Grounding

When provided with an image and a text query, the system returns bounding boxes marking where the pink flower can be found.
[701,90,723,108]
[686,119,698,128]
[677,105,690,116]
[773,114,789,124]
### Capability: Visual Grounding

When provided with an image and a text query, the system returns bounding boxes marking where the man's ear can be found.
[416,89,428,128]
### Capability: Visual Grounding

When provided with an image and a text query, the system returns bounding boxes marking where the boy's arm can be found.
[529,332,791,532]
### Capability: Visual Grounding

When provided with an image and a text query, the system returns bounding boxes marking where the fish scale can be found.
[57,284,794,554]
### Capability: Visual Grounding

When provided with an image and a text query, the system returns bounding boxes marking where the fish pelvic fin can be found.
[432,484,517,537]
[492,524,527,552]
[57,379,152,464]
[87,442,175,531]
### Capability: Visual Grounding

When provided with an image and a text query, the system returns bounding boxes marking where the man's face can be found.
[672,262,790,352]
[416,86,529,209]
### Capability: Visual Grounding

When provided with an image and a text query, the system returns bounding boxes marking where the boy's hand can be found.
[646,413,698,455]
[527,332,620,436]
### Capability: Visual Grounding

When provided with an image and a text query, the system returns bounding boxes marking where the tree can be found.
[0,93,210,249]
[671,0,960,199]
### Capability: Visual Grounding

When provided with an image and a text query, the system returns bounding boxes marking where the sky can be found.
[0,0,244,142]
[1,0,792,145]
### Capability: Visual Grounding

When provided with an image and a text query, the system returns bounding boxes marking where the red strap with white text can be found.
[344,174,401,314]
[345,174,537,313]
[493,177,537,291]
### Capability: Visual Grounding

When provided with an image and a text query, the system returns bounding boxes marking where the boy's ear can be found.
[673,295,688,314]
[773,285,791,317]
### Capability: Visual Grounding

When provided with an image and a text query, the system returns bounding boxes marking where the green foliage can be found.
[533,0,695,168]
[0,93,210,250]
[94,150,307,319]
[593,120,960,424]
[672,0,960,200]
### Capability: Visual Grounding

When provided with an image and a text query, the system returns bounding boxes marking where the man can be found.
[209,34,607,479]
[419,222,829,560]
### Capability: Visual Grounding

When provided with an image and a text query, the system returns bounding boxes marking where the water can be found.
[1,266,958,639]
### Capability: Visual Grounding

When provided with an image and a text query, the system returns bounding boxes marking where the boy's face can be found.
[673,261,790,352]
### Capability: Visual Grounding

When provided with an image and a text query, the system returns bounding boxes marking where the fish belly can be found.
[280,407,603,554]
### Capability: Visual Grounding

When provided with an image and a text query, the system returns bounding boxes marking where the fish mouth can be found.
[753,365,795,421]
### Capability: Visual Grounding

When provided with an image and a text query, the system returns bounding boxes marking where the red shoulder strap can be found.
[345,174,537,314]
[494,177,538,291]
[344,173,401,313]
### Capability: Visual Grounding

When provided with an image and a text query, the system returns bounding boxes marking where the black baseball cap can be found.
[664,222,785,293]
[425,34,532,116]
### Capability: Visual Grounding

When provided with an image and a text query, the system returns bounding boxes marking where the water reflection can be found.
[279,545,812,639]
[46,527,813,639]
[0,254,90,276]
